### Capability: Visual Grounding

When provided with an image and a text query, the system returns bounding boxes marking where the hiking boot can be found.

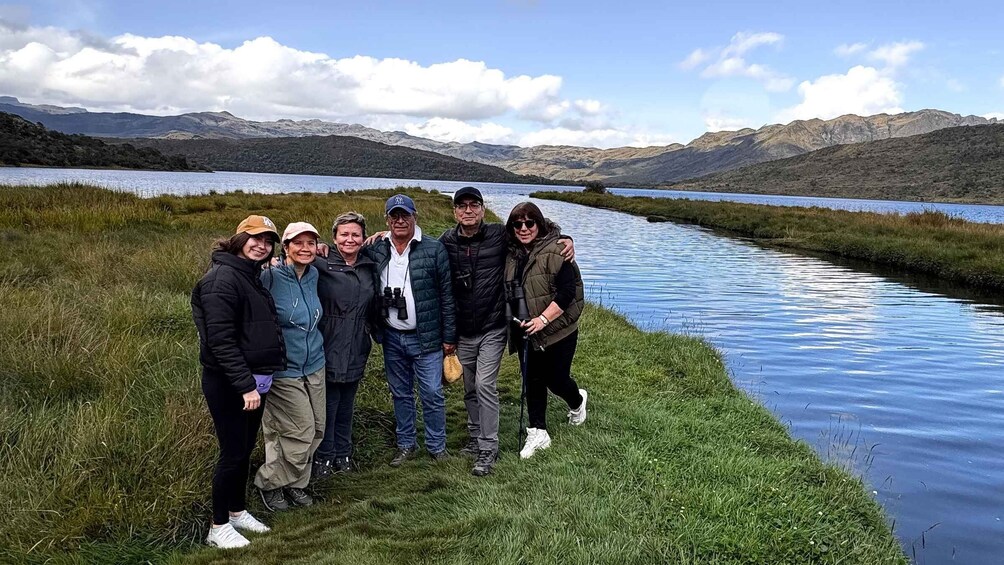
[259,488,290,512]
[389,446,417,467]
[471,450,498,477]
[312,458,334,482]
[333,456,356,473]
[206,523,250,549]
[519,428,552,459]
[459,437,479,457]
[229,510,269,533]
[430,449,450,462]
[285,487,313,507]
[568,388,588,426]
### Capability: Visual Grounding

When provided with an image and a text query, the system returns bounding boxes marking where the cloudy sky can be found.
[2,0,1002,148]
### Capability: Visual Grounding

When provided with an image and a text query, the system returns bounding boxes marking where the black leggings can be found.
[202,372,266,525]
[525,331,582,430]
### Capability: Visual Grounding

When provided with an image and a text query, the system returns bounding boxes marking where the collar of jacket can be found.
[327,248,376,270]
[454,221,487,242]
[212,250,267,275]
[268,260,317,281]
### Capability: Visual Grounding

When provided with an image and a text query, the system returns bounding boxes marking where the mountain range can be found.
[670,123,1004,203]
[1,96,996,187]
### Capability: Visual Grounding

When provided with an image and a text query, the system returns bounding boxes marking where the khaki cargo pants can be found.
[254,367,326,490]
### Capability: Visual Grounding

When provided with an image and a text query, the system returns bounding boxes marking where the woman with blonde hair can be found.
[312,212,380,477]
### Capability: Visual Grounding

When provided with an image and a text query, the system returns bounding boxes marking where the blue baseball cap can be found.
[385,194,417,215]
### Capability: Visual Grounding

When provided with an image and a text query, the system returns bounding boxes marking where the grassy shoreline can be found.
[2,184,904,563]
[535,190,1004,292]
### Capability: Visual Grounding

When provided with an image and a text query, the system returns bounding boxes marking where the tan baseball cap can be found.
[235,215,279,240]
[281,221,320,243]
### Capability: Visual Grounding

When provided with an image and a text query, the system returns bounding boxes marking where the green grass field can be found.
[1,184,904,564]
[535,190,1004,292]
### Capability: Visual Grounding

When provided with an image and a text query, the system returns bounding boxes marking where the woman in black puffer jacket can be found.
[191,215,287,549]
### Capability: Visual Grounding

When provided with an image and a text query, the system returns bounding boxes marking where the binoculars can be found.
[505,281,530,322]
[381,286,408,320]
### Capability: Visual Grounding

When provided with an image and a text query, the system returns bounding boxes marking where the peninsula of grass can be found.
[2,184,904,564]
[535,190,1004,292]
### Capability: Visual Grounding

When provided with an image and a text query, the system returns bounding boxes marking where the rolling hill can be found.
[669,123,1004,203]
[0,112,201,171]
[114,136,558,184]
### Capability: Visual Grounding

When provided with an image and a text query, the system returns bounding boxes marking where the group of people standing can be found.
[191,188,589,549]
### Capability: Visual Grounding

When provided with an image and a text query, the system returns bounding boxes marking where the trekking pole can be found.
[518,338,529,447]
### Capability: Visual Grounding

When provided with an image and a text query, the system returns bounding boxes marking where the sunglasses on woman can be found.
[512,220,536,230]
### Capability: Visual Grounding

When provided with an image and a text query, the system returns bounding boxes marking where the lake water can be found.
[7,167,1004,563]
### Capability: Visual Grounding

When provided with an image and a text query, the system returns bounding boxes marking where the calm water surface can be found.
[7,168,1004,563]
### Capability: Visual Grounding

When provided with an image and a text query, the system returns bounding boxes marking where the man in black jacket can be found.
[440,187,572,476]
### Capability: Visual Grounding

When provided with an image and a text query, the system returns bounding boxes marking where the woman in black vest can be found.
[504,202,587,460]
[191,215,286,549]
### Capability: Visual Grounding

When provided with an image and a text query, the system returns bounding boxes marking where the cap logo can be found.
[395,196,404,205]
[262,216,275,228]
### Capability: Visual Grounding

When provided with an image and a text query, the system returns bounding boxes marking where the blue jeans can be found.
[383,328,446,454]
[315,379,360,461]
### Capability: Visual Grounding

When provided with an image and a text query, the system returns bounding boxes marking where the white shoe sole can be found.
[520,438,552,459]
[568,389,588,425]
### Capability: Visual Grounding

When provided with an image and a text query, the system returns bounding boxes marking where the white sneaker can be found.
[206,523,250,549]
[229,510,270,533]
[568,389,588,425]
[520,427,552,459]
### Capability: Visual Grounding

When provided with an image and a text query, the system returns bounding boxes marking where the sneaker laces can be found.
[474,450,495,466]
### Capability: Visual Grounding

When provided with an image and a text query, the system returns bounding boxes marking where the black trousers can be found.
[315,379,361,461]
[525,330,582,430]
[202,372,266,525]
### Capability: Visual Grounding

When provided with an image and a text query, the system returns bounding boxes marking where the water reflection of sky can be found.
[8,168,1004,563]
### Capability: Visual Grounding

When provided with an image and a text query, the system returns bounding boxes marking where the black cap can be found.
[453,186,483,205]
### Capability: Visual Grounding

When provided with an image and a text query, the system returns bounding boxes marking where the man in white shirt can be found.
[362,194,457,466]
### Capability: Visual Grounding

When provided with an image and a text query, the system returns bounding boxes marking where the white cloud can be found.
[999,76,1004,88]
[681,31,793,92]
[0,20,683,148]
[679,48,709,70]
[0,21,567,123]
[402,118,514,144]
[835,43,868,57]
[704,115,753,132]
[778,66,903,123]
[867,41,923,68]
[722,31,783,57]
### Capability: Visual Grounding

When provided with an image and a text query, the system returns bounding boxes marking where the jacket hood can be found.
[211,250,267,274]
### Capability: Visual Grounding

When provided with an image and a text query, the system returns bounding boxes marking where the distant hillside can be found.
[117,136,557,184]
[2,97,995,186]
[0,112,200,171]
[670,124,1004,204]
[594,110,996,186]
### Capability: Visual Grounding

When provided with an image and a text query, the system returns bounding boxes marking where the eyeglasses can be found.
[454,202,483,211]
[388,212,414,222]
[511,220,536,230]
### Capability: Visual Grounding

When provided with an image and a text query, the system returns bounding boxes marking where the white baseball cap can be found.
[281,221,320,243]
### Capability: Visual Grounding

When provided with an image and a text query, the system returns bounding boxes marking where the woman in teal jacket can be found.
[254,222,326,512]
